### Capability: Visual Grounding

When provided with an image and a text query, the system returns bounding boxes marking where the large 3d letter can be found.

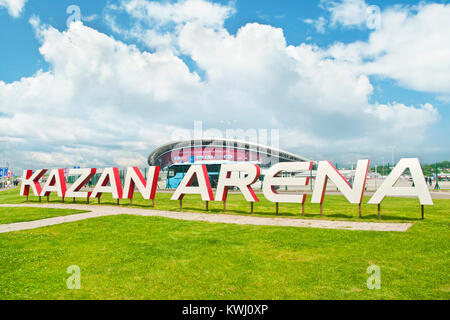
[122,167,160,200]
[368,158,433,205]
[40,169,67,198]
[90,168,123,199]
[263,162,313,203]
[65,168,97,198]
[20,169,47,196]
[311,160,370,204]
[215,164,260,202]
[171,165,214,201]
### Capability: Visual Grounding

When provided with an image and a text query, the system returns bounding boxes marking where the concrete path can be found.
[0,203,414,233]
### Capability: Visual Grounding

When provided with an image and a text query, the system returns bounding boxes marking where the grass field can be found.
[0,207,87,225]
[0,188,449,299]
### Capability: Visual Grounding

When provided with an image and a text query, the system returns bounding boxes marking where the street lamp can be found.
[435,162,440,190]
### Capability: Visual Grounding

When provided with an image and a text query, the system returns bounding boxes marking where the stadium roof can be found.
[148,138,311,166]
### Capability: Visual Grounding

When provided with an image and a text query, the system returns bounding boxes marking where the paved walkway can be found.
[0,203,414,233]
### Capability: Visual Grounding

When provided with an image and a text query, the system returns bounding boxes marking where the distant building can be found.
[148,139,311,188]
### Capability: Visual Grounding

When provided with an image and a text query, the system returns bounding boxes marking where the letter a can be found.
[171,165,214,201]
[368,158,432,205]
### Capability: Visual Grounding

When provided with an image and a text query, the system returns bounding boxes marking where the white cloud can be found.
[436,95,450,104]
[304,17,327,34]
[106,0,235,52]
[0,0,27,17]
[0,20,201,169]
[328,3,450,94]
[122,0,234,26]
[116,155,148,167]
[0,1,443,170]
[322,0,369,28]
[365,103,438,132]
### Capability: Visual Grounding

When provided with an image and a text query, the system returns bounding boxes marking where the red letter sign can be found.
[263,162,313,203]
[40,169,67,198]
[20,169,47,196]
[171,165,214,201]
[311,160,370,204]
[122,166,160,200]
[215,163,260,202]
[90,168,123,200]
[65,168,97,199]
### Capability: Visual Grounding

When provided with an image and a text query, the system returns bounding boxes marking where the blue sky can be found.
[0,0,428,82]
[0,0,449,170]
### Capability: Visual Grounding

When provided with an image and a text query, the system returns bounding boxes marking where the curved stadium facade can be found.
[148,139,310,169]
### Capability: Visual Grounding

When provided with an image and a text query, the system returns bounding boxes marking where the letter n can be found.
[122,167,160,200]
[311,160,370,204]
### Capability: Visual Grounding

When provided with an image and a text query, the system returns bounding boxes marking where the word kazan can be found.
[20,158,433,211]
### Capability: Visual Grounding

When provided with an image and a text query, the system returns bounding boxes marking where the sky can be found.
[0,0,449,171]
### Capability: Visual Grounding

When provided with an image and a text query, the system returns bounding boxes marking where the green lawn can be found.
[0,207,86,225]
[0,188,449,299]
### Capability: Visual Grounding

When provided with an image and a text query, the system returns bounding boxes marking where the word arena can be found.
[20,158,433,218]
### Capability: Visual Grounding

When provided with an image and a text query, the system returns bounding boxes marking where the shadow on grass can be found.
[360,214,422,221]
[11,196,423,223]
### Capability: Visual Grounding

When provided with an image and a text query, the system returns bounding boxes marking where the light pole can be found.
[391,146,395,166]
[435,162,440,190]
[375,165,378,190]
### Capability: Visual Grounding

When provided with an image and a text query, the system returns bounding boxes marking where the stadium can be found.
[148,138,311,188]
